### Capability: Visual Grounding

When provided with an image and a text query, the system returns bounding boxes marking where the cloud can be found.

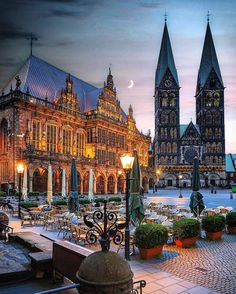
[0,58,19,68]
[47,9,82,18]
[138,0,160,9]
[0,22,32,41]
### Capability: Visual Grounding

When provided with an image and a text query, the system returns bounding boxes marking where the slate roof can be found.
[226,154,236,172]
[4,55,103,112]
[197,23,223,89]
[155,23,179,88]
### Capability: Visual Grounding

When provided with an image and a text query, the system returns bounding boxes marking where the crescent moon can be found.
[128,80,134,88]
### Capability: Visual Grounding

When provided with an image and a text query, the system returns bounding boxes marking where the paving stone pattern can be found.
[133,234,236,294]
[0,241,30,274]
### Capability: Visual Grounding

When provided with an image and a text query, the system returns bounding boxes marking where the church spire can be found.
[197,22,223,90]
[155,22,179,89]
[106,66,114,91]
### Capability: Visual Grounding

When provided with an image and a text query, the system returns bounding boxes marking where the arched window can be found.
[172,143,177,153]
[167,142,171,153]
[217,143,222,153]
[0,119,8,153]
[206,112,212,124]
[75,131,85,157]
[169,112,176,124]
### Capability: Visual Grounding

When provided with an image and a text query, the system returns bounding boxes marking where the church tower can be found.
[154,21,180,168]
[196,21,225,172]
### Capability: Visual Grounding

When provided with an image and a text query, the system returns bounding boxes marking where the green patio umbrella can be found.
[189,157,205,217]
[129,150,145,225]
[68,158,79,212]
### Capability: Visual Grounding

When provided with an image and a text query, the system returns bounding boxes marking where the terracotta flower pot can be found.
[206,231,223,240]
[139,245,164,259]
[228,226,236,234]
[175,236,198,248]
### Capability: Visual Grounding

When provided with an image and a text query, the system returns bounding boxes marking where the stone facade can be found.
[154,21,226,188]
[0,66,152,194]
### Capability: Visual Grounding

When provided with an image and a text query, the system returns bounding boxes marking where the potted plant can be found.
[201,215,225,240]
[173,218,200,248]
[226,212,236,234]
[134,223,168,259]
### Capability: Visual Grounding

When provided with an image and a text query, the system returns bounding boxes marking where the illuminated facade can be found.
[0,56,152,194]
[154,21,226,187]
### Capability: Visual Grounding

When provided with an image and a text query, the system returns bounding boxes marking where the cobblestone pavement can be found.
[133,233,236,294]
[0,241,30,274]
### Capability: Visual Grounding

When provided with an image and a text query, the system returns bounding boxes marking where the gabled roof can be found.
[4,55,102,112]
[226,154,236,172]
[155,23,179,88]
[180,122,200,139]
[197,23,223,89]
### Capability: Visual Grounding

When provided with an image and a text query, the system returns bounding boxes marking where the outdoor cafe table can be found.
[29,211,42,224]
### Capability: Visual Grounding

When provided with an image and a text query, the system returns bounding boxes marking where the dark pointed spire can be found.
[197,22,223,89]
[106,66,114,90]
[66,73,73,93]
[155,22,179,88]
[128,104,133,117]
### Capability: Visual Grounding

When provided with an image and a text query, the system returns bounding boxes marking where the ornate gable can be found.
[97,69,123,122]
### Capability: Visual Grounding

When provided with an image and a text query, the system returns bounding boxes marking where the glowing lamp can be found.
[16,163,24,174]
[120,154,134,171]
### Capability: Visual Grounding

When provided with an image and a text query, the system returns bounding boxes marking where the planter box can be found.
[139,245,163,259]
[228,226,236,234]
[175,236,198,248]
[206,231,223,240]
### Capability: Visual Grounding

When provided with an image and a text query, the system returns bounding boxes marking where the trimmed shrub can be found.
[173,218,200,240]
[28,191,40,197]
[0,191,7,197]
[20,201,38,209]
[94,198,105,204]
[51,200,67,206]
[202,215,225,233]
[226,212,236,227]
[134,223,168,249]
[79,199,91,205]
[108,196,122,202]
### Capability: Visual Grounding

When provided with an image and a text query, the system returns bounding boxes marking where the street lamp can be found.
[120,154,134,260]
[178,174,183,198]
[16,163,24,218]
[156,169,161,192]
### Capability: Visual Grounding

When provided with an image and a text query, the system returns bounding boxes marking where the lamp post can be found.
[16,163,24,218]
[178,174,183,198]
[120,154,134,260]
[156,169,160,193]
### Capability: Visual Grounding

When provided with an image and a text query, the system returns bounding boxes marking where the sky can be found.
[0,0,236,153]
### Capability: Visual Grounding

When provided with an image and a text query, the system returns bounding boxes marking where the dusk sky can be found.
[1,0,236,153]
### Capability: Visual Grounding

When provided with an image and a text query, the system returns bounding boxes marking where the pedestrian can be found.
[155,184,158,192]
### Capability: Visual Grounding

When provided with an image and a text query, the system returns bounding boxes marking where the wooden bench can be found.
[53,240,93,283]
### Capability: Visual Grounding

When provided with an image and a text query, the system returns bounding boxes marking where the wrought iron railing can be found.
[0,222,13,241]
[132,280,147,294]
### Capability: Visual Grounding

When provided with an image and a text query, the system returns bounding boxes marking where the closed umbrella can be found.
[129,150,145,225]
[22,166,28,201]
[68,158,79,212]
[47,164,53,204]
[61,168,66,198]
[189,157,205,217]
[88,166,94,201]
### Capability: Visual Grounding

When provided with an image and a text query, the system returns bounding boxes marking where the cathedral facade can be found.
[0,56,152,194]
[154,21,226,188]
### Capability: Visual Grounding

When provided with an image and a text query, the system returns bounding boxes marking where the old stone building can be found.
[0,56,152,194]
[154,20,226,188]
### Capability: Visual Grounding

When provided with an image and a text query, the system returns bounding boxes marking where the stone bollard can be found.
[76,251,133,294]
